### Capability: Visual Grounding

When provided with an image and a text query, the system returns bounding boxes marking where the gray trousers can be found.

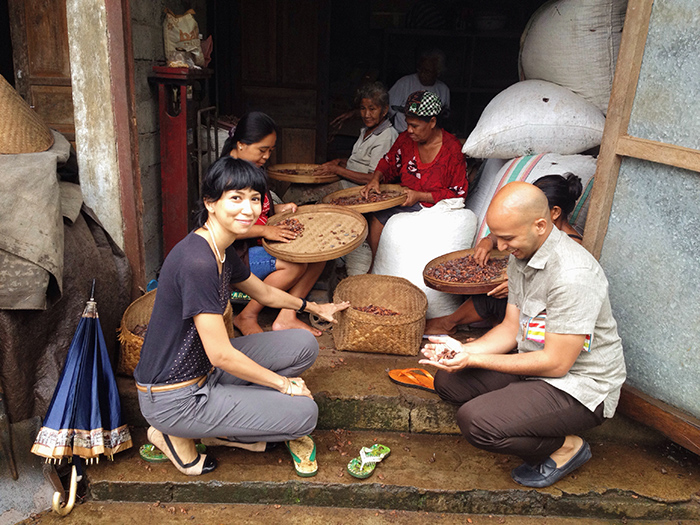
[137,329,319,443]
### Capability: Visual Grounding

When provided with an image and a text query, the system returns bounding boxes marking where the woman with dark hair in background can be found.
[360,90,468,269]
[222,112,328,336]
[424,173,584,335]
[134,156,348,477]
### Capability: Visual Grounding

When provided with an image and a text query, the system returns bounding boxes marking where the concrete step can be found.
[84,427,700,521]
[117,326,665,446]
[18,501,700,525]
[117,323,466,434]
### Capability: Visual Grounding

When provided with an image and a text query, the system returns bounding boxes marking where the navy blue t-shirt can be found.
[133,232,251,385]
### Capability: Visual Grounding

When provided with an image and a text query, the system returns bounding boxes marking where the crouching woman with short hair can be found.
[134,156,348,476]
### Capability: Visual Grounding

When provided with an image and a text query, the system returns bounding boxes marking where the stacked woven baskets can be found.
[117,290,235,376]
[332,274,427,356]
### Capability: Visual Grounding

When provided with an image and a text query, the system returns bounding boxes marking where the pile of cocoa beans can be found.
[425,254,507,283]
[353,304,400,316]
[277,168,310,175]
[278,217,305,235]
[330,191,402,206]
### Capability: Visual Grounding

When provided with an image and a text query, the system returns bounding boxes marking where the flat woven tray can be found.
[267,163,339,183]
[321,184,407,213]
[262,204,368,263]
[423,248,510,295]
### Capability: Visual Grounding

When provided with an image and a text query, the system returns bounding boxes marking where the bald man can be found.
[420,181,626,488]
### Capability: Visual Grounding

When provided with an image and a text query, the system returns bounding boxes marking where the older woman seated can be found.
[360,90,468,269]
[315,82,399,185]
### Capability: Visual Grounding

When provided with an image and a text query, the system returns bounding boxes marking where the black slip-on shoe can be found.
[511,440,592,488]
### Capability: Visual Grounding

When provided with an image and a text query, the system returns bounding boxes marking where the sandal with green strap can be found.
[346,443,391,479]
[139,442,206,463]
[285,435,318,477]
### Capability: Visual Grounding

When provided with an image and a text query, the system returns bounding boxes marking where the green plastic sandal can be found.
[139,442,206,463]
[285,435,318,477]
[347,444,391,479]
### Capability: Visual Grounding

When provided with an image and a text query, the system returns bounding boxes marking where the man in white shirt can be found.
[389,49,450,133]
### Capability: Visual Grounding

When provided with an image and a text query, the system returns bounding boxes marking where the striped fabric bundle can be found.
[466,154,597,243]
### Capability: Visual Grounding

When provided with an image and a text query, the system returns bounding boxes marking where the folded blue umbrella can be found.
[31,280,132,462]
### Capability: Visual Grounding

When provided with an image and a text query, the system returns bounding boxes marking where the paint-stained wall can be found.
[130,0,207,279]
[66,0,123,247]
[599,0,700,417]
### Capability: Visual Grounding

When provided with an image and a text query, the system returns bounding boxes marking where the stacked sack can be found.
[373,199,477,319]
[462,0,627,241]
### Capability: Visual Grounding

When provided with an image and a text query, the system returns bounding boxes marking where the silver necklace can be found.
[205,221,226,264]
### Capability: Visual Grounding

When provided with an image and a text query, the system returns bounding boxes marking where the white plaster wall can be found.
[66,0,124,248]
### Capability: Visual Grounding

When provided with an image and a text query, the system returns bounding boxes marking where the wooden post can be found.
[582,0,653,259]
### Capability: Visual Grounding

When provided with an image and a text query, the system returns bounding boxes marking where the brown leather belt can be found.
[135,374,207,393]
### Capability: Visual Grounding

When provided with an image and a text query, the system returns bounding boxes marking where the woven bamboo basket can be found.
[117,290,235,376]
[332,274,427,356]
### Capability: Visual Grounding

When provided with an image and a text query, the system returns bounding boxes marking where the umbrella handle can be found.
[51,464,77,516]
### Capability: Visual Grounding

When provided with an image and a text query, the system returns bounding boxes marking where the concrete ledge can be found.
[117,329,669,445]
[86,428,700,521]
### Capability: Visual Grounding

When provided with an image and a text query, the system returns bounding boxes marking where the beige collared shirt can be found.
[345,120,399,174]
[508,227,626,417]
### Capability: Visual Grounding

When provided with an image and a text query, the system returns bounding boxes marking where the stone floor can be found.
[17,502,700,525]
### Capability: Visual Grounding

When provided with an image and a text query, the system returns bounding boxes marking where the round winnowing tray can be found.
[262,204,368,263]
[321,184,407,213]
[423,248,510,295]
[267,163,339,183]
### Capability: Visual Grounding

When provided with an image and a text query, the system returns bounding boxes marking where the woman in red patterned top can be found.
[360,91,468,268]
[222,112,327,336]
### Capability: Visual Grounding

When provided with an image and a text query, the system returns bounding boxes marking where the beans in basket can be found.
[353,304,400,316]
[276,168,312,175]
[277,217,305,235]
[425,254,507,283]
[330,190,403,206]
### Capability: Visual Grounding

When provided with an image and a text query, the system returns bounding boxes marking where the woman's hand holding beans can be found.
[360,178,380,199]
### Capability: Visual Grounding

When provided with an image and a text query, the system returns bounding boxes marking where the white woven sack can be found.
[345,241,372,276]
[462,80,605,159]
[372,199,477,319]
[519,0,627,114]
[465,153,597,245]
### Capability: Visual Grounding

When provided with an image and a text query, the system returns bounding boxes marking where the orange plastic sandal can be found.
[388,368,435,392]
